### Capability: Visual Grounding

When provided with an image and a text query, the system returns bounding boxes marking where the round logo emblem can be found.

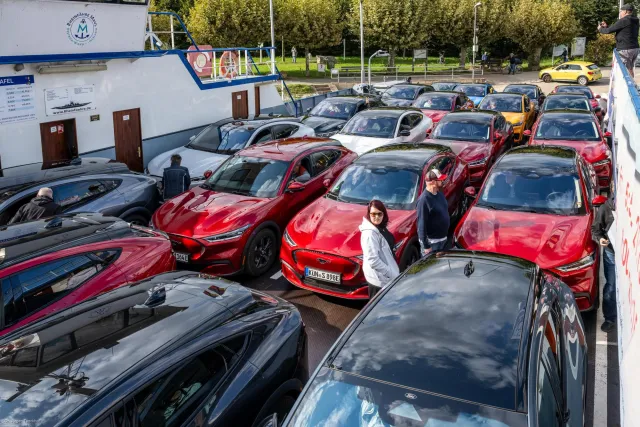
[67,13,98,45]
[195,53,207,68]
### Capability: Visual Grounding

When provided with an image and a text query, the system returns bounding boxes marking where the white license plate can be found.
[174,251,189,263]
[305,267,341,284]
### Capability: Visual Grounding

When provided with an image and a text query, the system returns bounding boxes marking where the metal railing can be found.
[330,64,486,83]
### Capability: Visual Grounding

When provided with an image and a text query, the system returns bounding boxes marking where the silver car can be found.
[0,173,159,226]
[146,116,315,184]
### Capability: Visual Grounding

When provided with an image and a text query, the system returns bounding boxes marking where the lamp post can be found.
[360,0,365,84]
[269,0,276,74]
[472,2,481,81]
[369,50,389,86]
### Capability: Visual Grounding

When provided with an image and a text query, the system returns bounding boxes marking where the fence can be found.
[608,49,640,426]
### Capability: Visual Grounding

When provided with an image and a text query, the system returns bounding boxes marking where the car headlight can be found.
[283,229,297,247]
[469,158,488,167]
[204,225,250,242]
[556,252,595,272]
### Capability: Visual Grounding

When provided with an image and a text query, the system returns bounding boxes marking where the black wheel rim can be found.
[253,235,274,269]
[129,218,145,226]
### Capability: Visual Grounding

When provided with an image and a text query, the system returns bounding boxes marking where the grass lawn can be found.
[275,83,317,99]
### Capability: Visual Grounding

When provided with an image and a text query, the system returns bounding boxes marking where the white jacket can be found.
[359,218,400,288]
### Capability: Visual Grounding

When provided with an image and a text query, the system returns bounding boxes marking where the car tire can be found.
[577,76,588,86]
[122,213,148,226]
[542,74,552,83]
[245,228,278,277]
[399,244,420,271]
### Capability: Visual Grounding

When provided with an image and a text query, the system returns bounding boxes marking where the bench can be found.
[484,58,503,73]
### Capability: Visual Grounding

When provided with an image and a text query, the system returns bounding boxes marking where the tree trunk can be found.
[459,47,467,68]
[387,49,396,68]
[305,47,310,77]
[528,47,543,71]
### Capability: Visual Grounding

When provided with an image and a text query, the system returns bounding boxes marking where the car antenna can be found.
[464,259,475,277]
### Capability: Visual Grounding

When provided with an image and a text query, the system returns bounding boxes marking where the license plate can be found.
[174,251,189,263]
[305,267,341,284]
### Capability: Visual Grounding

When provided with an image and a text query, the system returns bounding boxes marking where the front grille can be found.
[303,277,361,294]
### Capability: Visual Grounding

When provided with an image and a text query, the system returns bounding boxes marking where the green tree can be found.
[149,0,195,48]
[506,0,579,70]
[585,33,616,64]
[567,0,618,40]
[279,0,343,76]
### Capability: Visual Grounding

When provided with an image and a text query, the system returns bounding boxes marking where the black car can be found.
[380,84,434,107]
[504,84,546,110]
[284,251,587,427]
[541,93,592,113]
[431,81,459,91]
[300,96,383,137]
[0,271,307,427]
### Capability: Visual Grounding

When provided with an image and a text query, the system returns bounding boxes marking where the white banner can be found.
[44,85,96,116]
[572,37,587,56]
[610,51,640,426]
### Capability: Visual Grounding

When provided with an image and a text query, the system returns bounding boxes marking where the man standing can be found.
[291,47,297,63]
[598,4,640,76]
[9,187,61,224]
[561,47,568,63]
[591,194,617,332]
[508,53,517,75]
[417,169,449,255]
[162,154,191,200]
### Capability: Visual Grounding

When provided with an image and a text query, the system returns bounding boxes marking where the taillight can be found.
[588,71,594,75]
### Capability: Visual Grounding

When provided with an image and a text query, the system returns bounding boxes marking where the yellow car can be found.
[539,61,602,86]
[477,93,537,144]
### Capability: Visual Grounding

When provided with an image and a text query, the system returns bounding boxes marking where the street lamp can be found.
[269,0,276,74]
[360,0,365,84]
[369,50,389,86]
[472,1,481,81]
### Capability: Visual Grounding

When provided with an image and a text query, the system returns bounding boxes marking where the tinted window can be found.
[341,114,399,138]
[455,85,486,96]
[204,155,289,198]
[309,100,358,120]
[383,86,420,100]
[568,64,581,71]
[251,128,273,145]
[478,96,522,113]
[579,161,594,204]
[413,94,455,110]
[544,97,590,112]
[588,64,599,70]
[506,86,536,99]
[535,116,600,140]
[537,320,562,427]
[187,123,257,153]
[42,334,74,364]
[186,125,221,151]
[272,124,298,140]
[75,310,126,347]
[53,180,108,208]
[433,117,491,142]
[555,86,593,99]
[431,82,458,91]
[328,164,420,209]
[431,156,454,176]
[310,150,341,175]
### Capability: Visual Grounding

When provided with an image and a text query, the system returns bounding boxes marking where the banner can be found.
[44,85,96,116]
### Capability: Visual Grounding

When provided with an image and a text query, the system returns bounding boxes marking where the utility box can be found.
[316,56,337,70]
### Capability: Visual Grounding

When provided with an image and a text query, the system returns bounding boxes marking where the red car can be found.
[425,110,513,189]
[411,91,474,125]
[525,110,612,189]
[280,143,469,299]
[0,213,176,338]
[152,138,357,276]
[454,146,605,311]
[551,85,604,122]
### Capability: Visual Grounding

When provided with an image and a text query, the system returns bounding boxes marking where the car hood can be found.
[501,112,526,125]
[420,110,449,123]
[425,138,491,163]
[456,207,590,269]
[382,98,414,107]
[153,186,272,238]
[333,133,396,155]
[288,197,414,257]
[530,139,608,162]
[147,146,230,179]
[301,116,346,133]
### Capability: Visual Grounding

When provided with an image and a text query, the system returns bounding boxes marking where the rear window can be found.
[535,116,600,141]
[588,64,599,70]
[555,86,592,99]
[187,123,256,153]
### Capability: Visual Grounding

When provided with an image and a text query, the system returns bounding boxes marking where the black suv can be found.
[285,251,587,427]
[0,272,308,427]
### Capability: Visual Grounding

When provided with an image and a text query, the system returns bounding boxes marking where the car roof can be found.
[455,83,491,87]
[416,91,459,97]
[389,83,431,88]
[358,143,453,169]
[565,60,595,66]
[360,107,422,116]
[0,272,257,427]
[546,93,589,98]
[554,85,594,95]
[495,145,579,172]
[484,92,524,98]
[237,137,343,161]
[539,110,595,119]
[505,83,538,88]
[329,252,535,411]
[444,110,498,121]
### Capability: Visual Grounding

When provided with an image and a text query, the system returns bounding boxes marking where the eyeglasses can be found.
[370,212,383,218]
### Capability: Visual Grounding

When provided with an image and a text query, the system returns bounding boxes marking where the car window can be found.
[252,128,273,145]
[413,94,454,110]
[52,180,109,209]
[588,64,599,70]
[341,113,399,138]
[568,65,581,71]
[430,156,454,176]
[537,355,562,427]
[535,116,599,141]
[310,150,341,176]
[579,160,594,205]
[478,96,522,113]
[310,100,358,120]
[544,97,591,111]
[409,113,423,128]
[433,117,491,142]
[272,124,298,139]
[205,156,289,198]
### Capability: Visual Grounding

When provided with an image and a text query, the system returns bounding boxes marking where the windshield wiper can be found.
[225,190,249,196]
[477,202,503,210]
[511,206,539,213]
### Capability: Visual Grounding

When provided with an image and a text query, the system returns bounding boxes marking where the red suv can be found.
[281,143,469,299]
[152,138,357,277]
[0,213,175,337]
[551,85,604,123]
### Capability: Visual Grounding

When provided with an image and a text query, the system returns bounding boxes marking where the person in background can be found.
[508,53,517,75]
[562,47,568,63]
[417,169,449,255]
[291,46,297,63]
[9,187,61,224]
[481,51,488,66]
[162,154,191,200]
[292,163,310,182]
[591,186,617,333]
[359,200,400,298]
[599,4,640,76]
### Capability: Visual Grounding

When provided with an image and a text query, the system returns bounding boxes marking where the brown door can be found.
[113,108,143,172]
[40,119,78,163]
[254,86,261,116]
[232,90,249,119]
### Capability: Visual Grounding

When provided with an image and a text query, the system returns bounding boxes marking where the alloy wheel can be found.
[254,235,274,269]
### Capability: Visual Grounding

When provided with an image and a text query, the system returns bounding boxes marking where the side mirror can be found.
[592,195,607,206]
[399,129,411,137]
[336,122,345,130]
[596,94,601,99]
[203,170,213,179]
[523,129,532,137]
[464,186,476,198]
[604,131,612,137]
[306,107,312,113]
[189,135,196,141]
[286,181,306,192]
[322,178,331,188]
[493,131,502,140]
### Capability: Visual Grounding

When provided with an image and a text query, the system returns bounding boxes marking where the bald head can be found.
[37,187,53,198]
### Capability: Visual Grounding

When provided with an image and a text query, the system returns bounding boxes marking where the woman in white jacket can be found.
[359,200,400,298]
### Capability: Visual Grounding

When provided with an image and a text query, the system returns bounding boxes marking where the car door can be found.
[271,123,299,140]
[566,64,582,81]
[491,116,508,156]
[551,64,570,81]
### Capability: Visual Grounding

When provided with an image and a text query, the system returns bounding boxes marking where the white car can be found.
[146,117,315,184]
[332,108,433,155]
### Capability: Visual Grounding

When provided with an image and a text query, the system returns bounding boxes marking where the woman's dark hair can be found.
[367,199,389,228]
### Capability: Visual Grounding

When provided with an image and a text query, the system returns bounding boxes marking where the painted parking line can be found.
[270,270,283,280]
[596,341,618,346]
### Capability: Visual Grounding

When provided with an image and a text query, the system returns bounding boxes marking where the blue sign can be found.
[0,75,34,87]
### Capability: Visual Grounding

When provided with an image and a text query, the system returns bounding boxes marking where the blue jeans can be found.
[509,64,516,74]
[603,247,616,322]
[420,239,447,254]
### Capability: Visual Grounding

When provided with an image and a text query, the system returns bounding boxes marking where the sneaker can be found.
[601,320,616,333]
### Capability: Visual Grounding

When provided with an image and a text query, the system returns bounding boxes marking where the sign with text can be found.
[572,37,587,56]
[413,49,427,59]
[552,44,568,57]
[0,75,36,126]
[44,85,96,116]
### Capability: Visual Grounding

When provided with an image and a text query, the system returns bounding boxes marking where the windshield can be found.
[287,367,528,427]
[327,164,420,209]
[413,94,454,110]
[506,86,536,99]
[187,123,255,153]
[341,114,398,138]
[432,82,458,91]
[203,156,289,198]
[432,118,491,142]
[383,86,420,100]
[478,96,522,113]
[544,97,590,111]
[535,117,600,141]
[310,100,358,120]
[478,168,585,215]
[455,85,486,96]
[555,86,593,99]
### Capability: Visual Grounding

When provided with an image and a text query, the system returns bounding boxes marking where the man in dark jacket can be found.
[417,169,449,255]
[599,4,640,76]
[162,154,191,200]
[591,196,616,332]
[8,187,61,224]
